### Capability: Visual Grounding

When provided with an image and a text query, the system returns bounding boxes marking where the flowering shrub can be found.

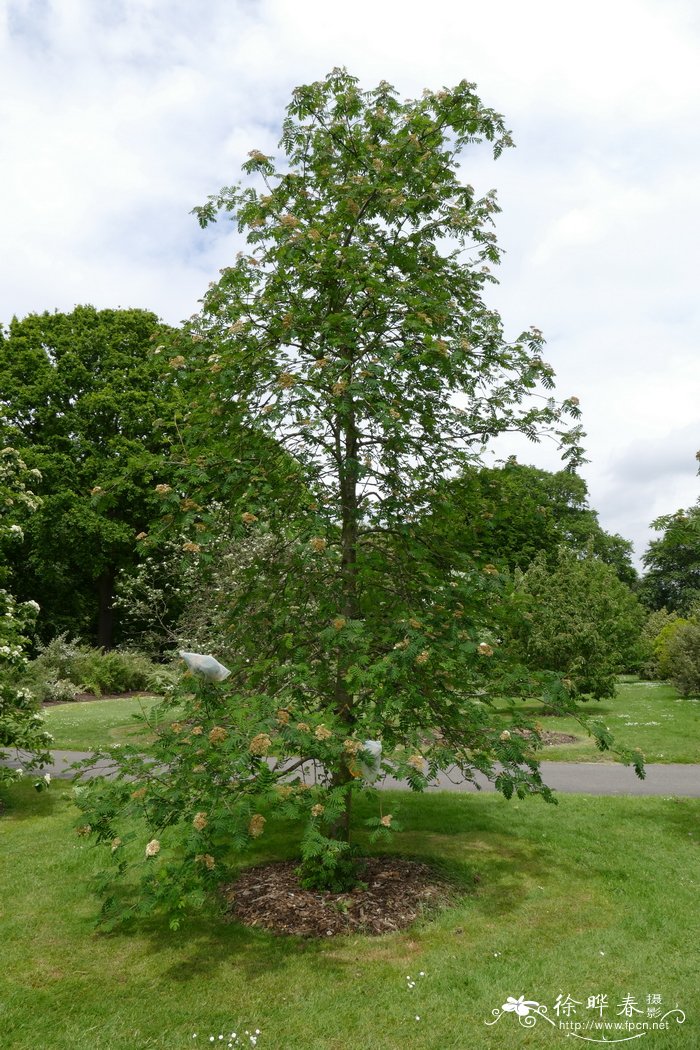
[0,446,52,788]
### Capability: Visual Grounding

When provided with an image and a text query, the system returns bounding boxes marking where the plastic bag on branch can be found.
[178,651,231,682]
[359,740,383,783]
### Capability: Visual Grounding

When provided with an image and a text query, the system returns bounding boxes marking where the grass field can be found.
[0,782,697,1049]
[41,679,700,764]
[495,678,700,764]
[42,695,165,750]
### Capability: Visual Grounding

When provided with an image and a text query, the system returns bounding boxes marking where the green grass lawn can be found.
[42,695,165,750]
[42,679,700,765]
[0,782,697,1049]
[497,678,700,764]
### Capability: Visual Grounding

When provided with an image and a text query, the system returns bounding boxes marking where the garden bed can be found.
[222,856,456,937]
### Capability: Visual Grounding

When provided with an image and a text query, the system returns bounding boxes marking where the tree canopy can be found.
[641,505,700,614]
[0,306,178,646]
[419,460,637,584]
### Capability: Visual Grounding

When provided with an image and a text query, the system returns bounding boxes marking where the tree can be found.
[663,620,700,696]
[420,460,637,584]
[0,306,179,647]
[74,70,641,923]
[641,505,700,614]
[509,547,646,698]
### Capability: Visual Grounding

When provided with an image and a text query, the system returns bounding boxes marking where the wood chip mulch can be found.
[514,728,578,745]
[221,857,456,938]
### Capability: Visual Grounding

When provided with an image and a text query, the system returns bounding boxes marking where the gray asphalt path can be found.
[6,750,700,796]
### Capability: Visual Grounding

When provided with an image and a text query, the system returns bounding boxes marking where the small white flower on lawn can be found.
[43,773,51,785]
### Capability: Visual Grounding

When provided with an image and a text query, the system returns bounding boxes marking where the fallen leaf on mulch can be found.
[222,857,456,938]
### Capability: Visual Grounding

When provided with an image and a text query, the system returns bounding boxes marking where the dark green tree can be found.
[422,460,637,584]
[0,306,178,647]
[641,505,700,614]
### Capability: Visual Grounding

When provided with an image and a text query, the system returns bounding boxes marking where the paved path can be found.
[7,750,700,796]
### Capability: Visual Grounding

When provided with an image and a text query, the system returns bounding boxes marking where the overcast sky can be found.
[1,0,699,565]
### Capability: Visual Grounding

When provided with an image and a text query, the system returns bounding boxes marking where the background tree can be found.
[0,306,179,647]
[508,546,646,698]
[662,619,700,696]
[421,460,637,584]
[75,70,641,921]
[641,505,700,614]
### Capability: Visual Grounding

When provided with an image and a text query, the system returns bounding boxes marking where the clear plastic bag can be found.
[178,651,231,682]
[359,739,382,782]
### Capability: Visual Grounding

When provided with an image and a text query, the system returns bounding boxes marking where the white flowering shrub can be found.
[0,446,52,787]
[113,536,204,656]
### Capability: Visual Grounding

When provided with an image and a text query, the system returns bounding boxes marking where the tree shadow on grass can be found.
[0,780,60,822]
[117,799,557,983]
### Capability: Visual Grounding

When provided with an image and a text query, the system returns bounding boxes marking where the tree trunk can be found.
[96,567,115,650]
[330,376,360,842]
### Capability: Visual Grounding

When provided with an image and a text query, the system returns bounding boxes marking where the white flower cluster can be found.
[0,644,23,659]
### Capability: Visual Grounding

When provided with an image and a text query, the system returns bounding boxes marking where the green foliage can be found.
[638,607,680,679]
[511,547,647,698]
[72,672,393,924]
[75,69,640,919]
[423,461,637,584]
[651,615,693,681]
[296,843,366,893]
[25,633,177,700]
[663,621,700,696]
[0,306,180,646]
[641,505,700,614]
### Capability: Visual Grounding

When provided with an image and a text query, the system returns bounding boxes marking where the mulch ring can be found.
[514,728,578,746]
[542,731,578,745]
[222,857,457,938]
